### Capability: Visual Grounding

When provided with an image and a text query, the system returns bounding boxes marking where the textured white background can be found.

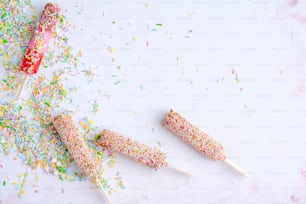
[1,0,306,203]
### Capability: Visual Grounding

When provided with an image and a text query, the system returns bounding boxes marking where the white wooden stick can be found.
[167,164,191,176]
[16,75,29,101]
[224,158,248,177]
[95,178,112,204]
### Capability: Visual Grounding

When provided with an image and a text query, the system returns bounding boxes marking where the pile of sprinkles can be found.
[0,0,124,198]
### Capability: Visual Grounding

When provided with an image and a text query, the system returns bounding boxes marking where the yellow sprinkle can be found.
[108,47,115,53]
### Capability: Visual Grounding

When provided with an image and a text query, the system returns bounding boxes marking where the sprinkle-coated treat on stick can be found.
[17,2,60,100]
[163,110,248,177]
[20,2,60,75]
[95,129,190,176]
[96,129,167,170]
[53,114,112,204]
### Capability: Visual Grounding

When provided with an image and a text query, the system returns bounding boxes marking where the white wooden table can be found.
[1,0,306,203]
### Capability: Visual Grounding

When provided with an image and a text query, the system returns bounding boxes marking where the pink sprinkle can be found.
[291,14,306,24]
[290,194,300,202]
[296,80,305,95]
[286,0,299,8]
[300,169,306,178]
[249,183,258,193]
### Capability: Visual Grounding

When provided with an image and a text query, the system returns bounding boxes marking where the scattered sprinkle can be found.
[91,100,99,113]
[57,166,66,173]
[234,73,240,83]
[290,194,300,202]
[108,46,115,54]
[114,80,121,85]
[0,0,123,197]
[82,67,96,83]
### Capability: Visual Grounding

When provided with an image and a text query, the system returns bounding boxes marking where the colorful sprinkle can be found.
[96,130,168,170]
[163,110,226,160]
[0,0,123,197]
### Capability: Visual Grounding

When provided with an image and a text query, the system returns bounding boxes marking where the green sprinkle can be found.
[44,101,51,107]
[50,81,55,85]
[2,39,8,44]
[60,89,67,96]
[1,13,7,19]
[57,166,66,173]
[3,181,6,186]
[156,23,163,26]
[114,81,121,85]
[112,21,116,24]
[95,134,101,141]
[118,180,125,189]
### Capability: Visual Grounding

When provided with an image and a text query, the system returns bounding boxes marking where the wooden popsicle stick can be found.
[224,158,248,177]
[167,164,191,176]
[16,75,29,101]
[95,178,112,204]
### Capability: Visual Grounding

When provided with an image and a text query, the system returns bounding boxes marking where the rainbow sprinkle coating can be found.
[163,110,226,161]
[39,3,61,31]
[96,129,168,170]
[52,113,99,179]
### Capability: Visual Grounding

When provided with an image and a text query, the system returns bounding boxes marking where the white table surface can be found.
[1,0,306,203]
